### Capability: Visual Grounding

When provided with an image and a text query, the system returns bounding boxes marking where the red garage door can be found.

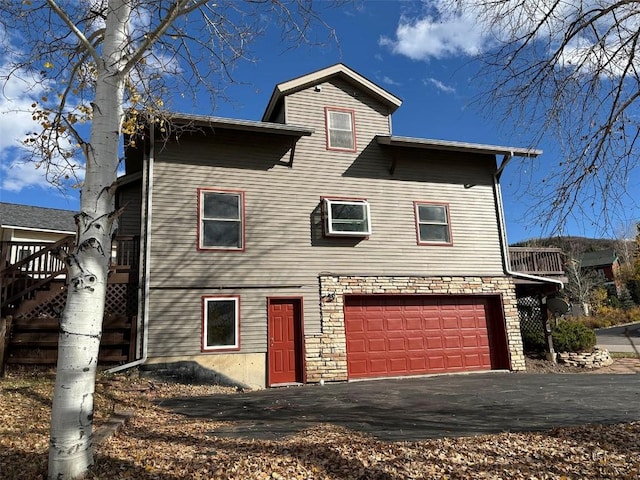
[344,295,508,379]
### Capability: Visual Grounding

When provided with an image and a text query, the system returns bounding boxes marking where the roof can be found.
[376,135,542,158]
[166,113,314,137]
[0,202,76,234]
[262,63,403,122]
[578,249,619,268]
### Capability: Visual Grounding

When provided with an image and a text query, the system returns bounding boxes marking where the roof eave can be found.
[167,113,314,137]
[376,135,542,158]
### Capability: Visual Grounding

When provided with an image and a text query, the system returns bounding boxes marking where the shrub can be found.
[628,280,640,304]
[570,306,640,329]
[521,328,546,353]
[552,321,596,353]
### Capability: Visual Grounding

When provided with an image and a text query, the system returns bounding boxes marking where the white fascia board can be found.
[377,135,542,158]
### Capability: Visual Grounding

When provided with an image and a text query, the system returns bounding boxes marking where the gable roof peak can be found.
[262,63,402,122]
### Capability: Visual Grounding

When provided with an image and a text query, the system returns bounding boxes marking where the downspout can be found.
[107,123,154,373]
[494,153,564,289]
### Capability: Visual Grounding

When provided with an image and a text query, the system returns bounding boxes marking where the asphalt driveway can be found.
[596,322,640,353]
[158,372,640,441]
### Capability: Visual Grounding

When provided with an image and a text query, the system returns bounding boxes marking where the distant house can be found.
[0,202,76,266]
[578,249,621,294]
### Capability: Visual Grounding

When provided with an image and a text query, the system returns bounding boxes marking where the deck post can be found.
[0,315,13,376]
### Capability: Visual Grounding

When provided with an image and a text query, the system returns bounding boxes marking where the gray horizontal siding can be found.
[146,286,314,357]
[147,79,506,357]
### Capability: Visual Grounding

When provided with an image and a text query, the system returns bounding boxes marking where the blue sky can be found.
[1,1,638,243]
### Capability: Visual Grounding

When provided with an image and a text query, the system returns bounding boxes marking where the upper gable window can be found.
[414,202,452,245]
[325,107,356,151]
[324,198,371,236]
[198,188,244,250]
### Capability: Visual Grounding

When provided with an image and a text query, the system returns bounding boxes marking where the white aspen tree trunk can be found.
[48,2,129,478]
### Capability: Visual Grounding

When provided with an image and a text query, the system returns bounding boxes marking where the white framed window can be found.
[324,198,371,236]
[325,107,356,151]
[414,202,452,245]
[198,188,244,250]
[202,296,240,351]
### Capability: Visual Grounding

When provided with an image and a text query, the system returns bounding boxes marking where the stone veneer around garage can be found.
[305,275,524,383]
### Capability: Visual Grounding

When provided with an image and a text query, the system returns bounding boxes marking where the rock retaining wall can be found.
[557,347,614,368]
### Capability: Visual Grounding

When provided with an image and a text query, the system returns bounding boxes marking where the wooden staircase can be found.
[1,236,139,367]
[1,235,74,315]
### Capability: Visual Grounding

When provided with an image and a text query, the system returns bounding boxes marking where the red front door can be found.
[268,298,303,386]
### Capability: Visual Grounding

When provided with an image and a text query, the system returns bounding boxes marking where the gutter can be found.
[494,154,564,289]
[107,124,154,374]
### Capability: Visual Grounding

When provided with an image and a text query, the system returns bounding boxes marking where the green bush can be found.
[551,321,596,353]
[628,280,640,304]
[573,306,640,329]
[521,328,546,353]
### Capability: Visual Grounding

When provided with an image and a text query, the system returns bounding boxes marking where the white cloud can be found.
[380,0,640,78]
[0,63,85,193]
[379,3,488,60]
[381,76,401,87]
[0,70,46,151]
[425,77,456,94]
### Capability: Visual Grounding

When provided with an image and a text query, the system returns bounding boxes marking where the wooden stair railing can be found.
[1,235,75,310]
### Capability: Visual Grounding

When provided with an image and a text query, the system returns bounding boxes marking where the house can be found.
[1,65,562,385]
[0,202,76,266]
[107,63,565,388]
[578,249,622,294]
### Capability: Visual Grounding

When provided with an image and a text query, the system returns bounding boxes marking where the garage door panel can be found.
[444,336,461,348]
[389,357,408,372]
[462,334,480,347]
[368,319,385,331]
[349,359,368,376]
[370,358,387,373]
[460,316,481,328]
[388,337,406,351]
[387,318,403,331]
[464,353,482,367]
[428,356,445,370]
[424,318,441,329]
[345,317,365,333]
[406,317,422,330]
[347,338,367,353]
[409,357,427,370]
[345,295,507,379]
[368,338,386,352]
[446,355,463,368]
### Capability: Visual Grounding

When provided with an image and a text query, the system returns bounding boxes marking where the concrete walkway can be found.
[589,357,640,374]
[159,372,640,442]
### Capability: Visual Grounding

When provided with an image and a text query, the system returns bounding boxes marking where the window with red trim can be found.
[325,107,356,151]
[414,202,452,245]
[198,189,244,250]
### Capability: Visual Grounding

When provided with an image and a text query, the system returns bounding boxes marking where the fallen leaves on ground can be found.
[1,369,639,480]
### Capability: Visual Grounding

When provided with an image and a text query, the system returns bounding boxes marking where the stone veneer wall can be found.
[305,275,524,383]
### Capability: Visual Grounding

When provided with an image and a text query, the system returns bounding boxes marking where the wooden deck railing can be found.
[508,247,565,275]
[1,235,139,311]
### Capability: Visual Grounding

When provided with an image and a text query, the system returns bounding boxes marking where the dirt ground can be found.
[1,359,639,479]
